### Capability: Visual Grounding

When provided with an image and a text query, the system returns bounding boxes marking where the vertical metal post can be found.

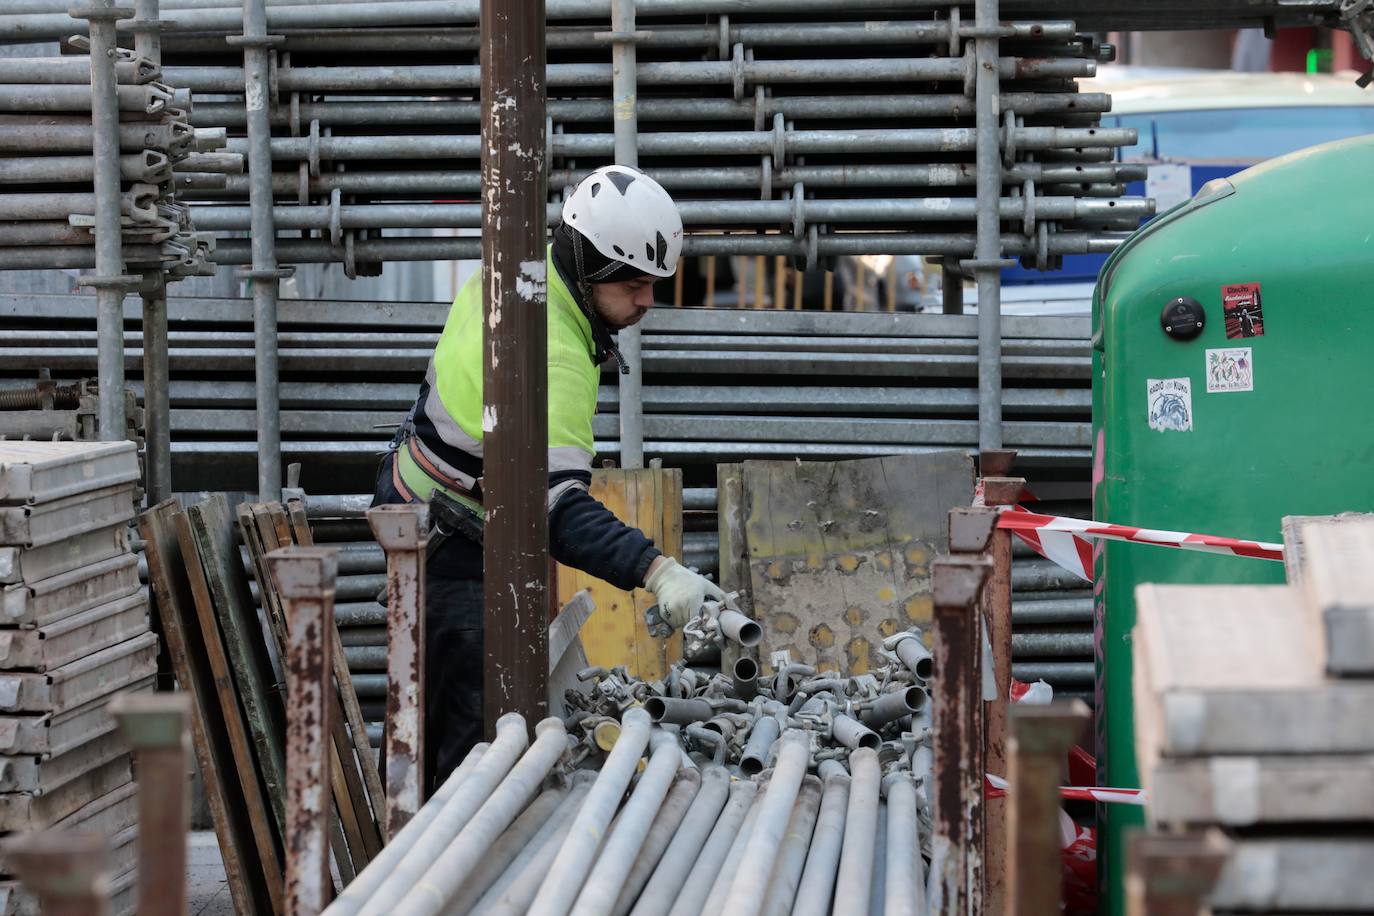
[131,0,160,63]
[366,503,428,838]
[611,0,644,469]
[1126,830,1231,916]
[1007,701,1090,916]
[5,833,111,916]
[941,258,964,315]
[929,555,991,915]
[73,0,136,442]
[230,0,291,501]
[267,546,337,916]
[481,0,549,732]
[110,692,191,916]
[967,0,1007,450]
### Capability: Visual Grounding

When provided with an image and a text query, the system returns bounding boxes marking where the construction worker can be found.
[372,165,724,790]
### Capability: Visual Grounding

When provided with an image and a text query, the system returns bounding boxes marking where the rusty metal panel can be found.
[0,754,131,832]
[0,632,158,713]
[0,441,140,506]
[0,523,129,587]
[745,453,973,675]
[0,676,152,757]
[0,483,137,548]
[0,728,129,795]
[1,553,141,628]
[0,591,148,671]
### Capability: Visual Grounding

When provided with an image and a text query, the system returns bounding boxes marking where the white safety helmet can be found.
[562,165,683,278]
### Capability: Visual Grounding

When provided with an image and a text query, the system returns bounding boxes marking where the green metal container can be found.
[1091,134,1374,915]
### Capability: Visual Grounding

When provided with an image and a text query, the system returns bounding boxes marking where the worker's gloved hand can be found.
[645,557,726,630]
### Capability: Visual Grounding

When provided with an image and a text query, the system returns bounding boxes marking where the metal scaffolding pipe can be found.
[0,119,192,153]
[321,741,490,916]
[974,0,1006,452]
[739,712,780,776]
[630,765,732,916]
[720,730,811,916]
[141,273,172,502]
[393,718,569,916]
[832,747,880,916]
[0,55,158,84]
[861,685,927,730]
[661,779,758,916]
[472,775,596,915]
[696,781,765,916]
[610,769,702,916]
[440,784,569,915]
[883,774,925,916]
[758,774,823,916]
[790,767,849,916]
[571,730,683,916]
[831,713,881,751]
[892,631,933,682]
[644,696,714,725]
[611,0,644,469]
[0,149,170,184]
[0,81,172,114]
[529,707,653,916]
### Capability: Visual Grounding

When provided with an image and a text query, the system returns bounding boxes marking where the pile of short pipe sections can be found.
[4,0,1152,271]
[0,45,223,275]
[322,601,937,916]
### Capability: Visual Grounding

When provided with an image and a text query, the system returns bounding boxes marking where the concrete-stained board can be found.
[742,452,972,675]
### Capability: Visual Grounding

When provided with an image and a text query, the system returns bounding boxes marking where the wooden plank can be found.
[743,452,972,675]
[715,463,750,675]
[1134,583,1374,760]
[285,501,387,860]
[1283,514,1374,676]
[1212,839,1374,911]
[1149,754,1374,826]
[177,495,289,911]
[555,468,684,680]
[139,499,269,916]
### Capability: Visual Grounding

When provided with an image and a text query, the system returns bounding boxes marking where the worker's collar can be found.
[551,224,628,374]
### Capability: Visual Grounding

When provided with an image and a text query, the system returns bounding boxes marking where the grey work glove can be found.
[645,557,727,630]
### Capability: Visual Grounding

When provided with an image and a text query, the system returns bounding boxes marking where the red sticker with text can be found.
[1222,282,1264,339]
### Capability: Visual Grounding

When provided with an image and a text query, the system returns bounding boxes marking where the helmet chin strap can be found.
[570,229,629,375]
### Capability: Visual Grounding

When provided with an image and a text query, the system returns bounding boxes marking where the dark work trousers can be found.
[371,451,484,797]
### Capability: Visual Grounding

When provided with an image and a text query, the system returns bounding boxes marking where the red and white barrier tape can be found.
[972,481,1284,582]
[983,773,1147,807]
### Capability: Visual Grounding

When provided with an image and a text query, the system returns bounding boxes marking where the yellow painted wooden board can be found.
[555,467,684,680]
[743,453,972,675]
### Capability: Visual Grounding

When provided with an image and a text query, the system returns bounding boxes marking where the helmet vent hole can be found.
[590,182,601,198]
[645,243,655,261]
[613,244,625,256]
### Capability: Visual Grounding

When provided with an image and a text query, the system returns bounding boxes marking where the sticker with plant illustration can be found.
[1205,347,1253,393]
[1147,378,1193,432]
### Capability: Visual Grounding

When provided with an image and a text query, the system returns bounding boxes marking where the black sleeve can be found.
[549,486,661,591]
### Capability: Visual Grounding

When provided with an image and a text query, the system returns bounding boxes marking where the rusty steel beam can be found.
[110,691,192,916]
[1127,830,1232,916]
[480,0,550,732]
[366,503,429,837]
[5,831,112,916]
[1007,700,1090,916]
[268,546,338,916]
[929,554,991,915]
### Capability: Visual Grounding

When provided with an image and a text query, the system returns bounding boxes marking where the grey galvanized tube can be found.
[720,730,811,916]
[335,715,530,916]
[0,82,170,114]
[791,772,851,916]
[529,706,653,916]
[832,714,881,752]
[759,774,823,916]
[869,800,887,916]
[739,714,780,776]
[694,780,765,916]
[0,120,191,154]
[644,696,714,726]
[141,275,172,503]
[861,686,927,730]
[133,0,161,64]
[832,747,881,916]
[0,56,157,84]
[731,656,758,701]
[464,774,593,916]
[610,769,702,916]
[321,741,492,916]
[630,766,732,916]
[610,0,643,471]
[894,632,933,682]
[439,784,569,915]
[391,718,569,916]
[717,609,762,647]
[659,779,758,916]
[0,150,170,184]
[883,775,925,916]
[975,0,1004,452]
[85,0,131,444]
[571,730,683,916]
[240,0,283,501]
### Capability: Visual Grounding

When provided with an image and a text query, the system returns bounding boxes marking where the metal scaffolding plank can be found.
[0,754,131,832]
[0,591,148,671]
[0,441,139,507]
[0,483,136,549]
[0,675,152,758]
[0,632,158,714]
[0,522,129,587]
[1,553,141,628]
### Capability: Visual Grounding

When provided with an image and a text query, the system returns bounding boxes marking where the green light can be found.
[1307,47,1333,74]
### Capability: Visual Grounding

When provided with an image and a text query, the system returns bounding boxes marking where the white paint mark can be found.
[245,80,266,113]
[482,405,498,432]
[516,259,546,301]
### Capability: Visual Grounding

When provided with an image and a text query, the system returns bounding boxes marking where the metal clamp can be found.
[771,112,786,170]
[307,118,321,178]
[343,229,357,279]
[1022,177,1036,237]
[67,5,134,21]
[328,188,343,251]
[731,42,746,101]
[1001,108,1018,167]
[791,182,805,239]
[716,14,730,62]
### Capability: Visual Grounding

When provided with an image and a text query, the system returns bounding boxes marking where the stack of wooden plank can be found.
[1134,513,1374,913]
[141,493,382,916]
[0,441,156,916]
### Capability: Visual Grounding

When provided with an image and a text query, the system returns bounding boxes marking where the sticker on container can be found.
[1206,348,1253,393]
[1147,378,1193,432]
[1222,282,1265,339]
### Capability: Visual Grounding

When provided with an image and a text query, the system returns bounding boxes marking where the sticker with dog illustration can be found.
[1147,378,1193,432]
